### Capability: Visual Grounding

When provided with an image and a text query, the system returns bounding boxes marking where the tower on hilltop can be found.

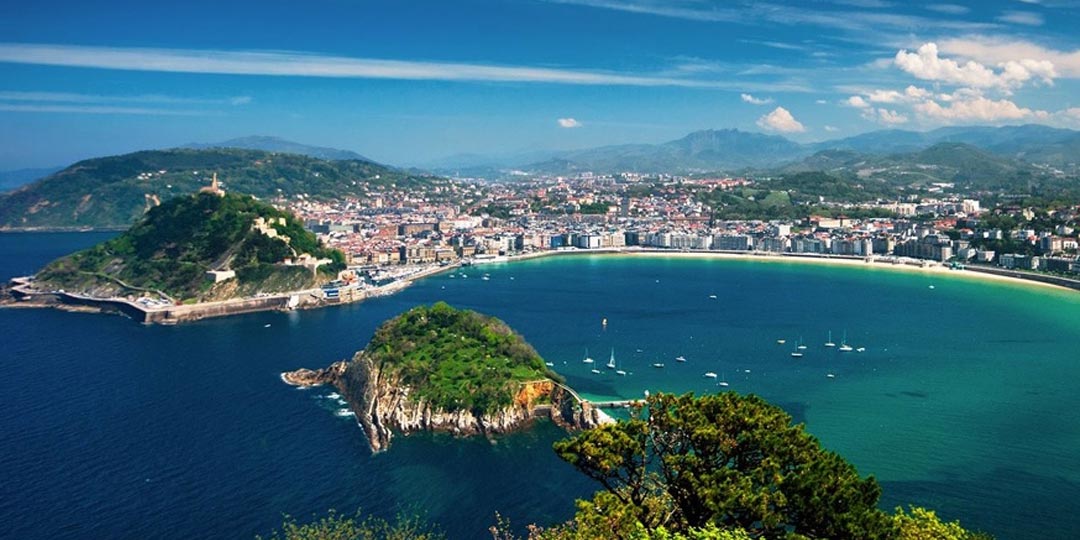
[199,172,225,197]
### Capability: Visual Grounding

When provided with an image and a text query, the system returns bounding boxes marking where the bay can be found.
[2,234,1079,539]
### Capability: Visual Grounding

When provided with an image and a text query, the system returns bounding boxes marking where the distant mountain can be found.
[429,124,1079,177]
[0,166,63,192]
[185,136,374,162]
[811,124,1080,165]
[782,142,1042,189]
[0,148,437,229]
[518,129,810,175]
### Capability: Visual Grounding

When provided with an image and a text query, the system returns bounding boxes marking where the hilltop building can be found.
[200,173,225,197]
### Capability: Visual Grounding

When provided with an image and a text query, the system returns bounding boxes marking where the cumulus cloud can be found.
[937,37,1080,78]
[894,42,1056,90]
[557,117,582,128]
[824,125,839,132]
[756,106,806,133]
[914,95,1044,122]
[740,93,773,105]
[874,108,909,124]
[845,95,870,108]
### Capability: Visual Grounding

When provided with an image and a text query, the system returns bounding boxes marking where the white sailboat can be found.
[675,355,687,363]
[839,331,853,352]
[590,369,601,374]
[703,372,718,379]
[718,371,729,387]
[791,338,804,358]
[824,331,836,348]
[606,348,617,369]
[582,348,594,364]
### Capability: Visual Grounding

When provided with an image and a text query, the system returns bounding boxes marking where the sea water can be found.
[2,234,1079,539]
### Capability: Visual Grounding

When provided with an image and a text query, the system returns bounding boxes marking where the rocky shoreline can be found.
[282,354,611,452]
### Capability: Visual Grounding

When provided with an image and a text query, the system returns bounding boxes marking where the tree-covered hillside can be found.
[36,192,345,302]
[0,148,440,229]
[362,302,561,416]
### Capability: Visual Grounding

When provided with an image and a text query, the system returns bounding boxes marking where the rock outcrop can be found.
[281,354,612,453]
[279,361,347,387]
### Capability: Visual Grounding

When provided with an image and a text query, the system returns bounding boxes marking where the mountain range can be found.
[421,124,1080,177]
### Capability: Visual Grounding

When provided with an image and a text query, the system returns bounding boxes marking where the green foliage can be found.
[893,507,993,540]
[576,201,611,215]
[364,302,559,416]
[36,192,344,300]
[0,148,441,229]
[475,204,514,220]
[258,509,444,540]
[553,392,896,539]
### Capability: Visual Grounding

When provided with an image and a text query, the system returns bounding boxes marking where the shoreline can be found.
[501,248,1080,295]
[6,248,1077,324]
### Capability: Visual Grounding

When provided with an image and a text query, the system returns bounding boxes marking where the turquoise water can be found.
[3,235,1079,539]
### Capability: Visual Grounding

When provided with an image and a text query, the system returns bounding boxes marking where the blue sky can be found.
[1,0,1079,169]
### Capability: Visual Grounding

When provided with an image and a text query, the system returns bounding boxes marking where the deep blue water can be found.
[3,234,1080,539]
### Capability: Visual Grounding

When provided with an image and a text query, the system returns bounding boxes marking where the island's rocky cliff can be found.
[283,353,611,452]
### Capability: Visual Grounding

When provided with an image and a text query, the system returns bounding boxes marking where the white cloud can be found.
[874,108,909,124]
[914,95,1045,123]
[557,117,582,128]
[845,95,870,108]
[925,4,970,14]
[824,125,840,132]
[894,42,1056,90]
[0,90,250,106]
[815,99,828,104]
[740,93,773,105]
[756,106,806,133]
[996,10,1045,26]
[0,103,210,116]
[937,36,1080,78]
[0,42,750,89]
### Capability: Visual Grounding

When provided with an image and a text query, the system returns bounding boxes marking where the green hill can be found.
[356,302,560,416]
[0,148,438,229]
[35,192,345,302]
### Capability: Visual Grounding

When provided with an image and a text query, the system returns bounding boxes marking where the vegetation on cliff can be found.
[0,148,441,229]
[362,302,560,416]
[36,192,344,302]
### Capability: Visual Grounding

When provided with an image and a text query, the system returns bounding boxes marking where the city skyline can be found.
[2,0,1079,169]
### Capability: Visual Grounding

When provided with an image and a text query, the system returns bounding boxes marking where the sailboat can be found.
[797,336,807,350]
[717,371,730,387]
[839,331,853,352]
[582,348,594,364]
[703,372,718,379]
[606,348,616,369]
[824,331,836,348]
[675,355,687,363]
[791,338,804,358]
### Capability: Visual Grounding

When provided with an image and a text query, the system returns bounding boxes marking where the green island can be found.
[282,302,604,453]
[278,304,989,539]
[33,191,345,303]
[362,302,561,416]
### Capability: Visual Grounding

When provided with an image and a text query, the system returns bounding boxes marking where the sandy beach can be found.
[494,248,1079,295]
